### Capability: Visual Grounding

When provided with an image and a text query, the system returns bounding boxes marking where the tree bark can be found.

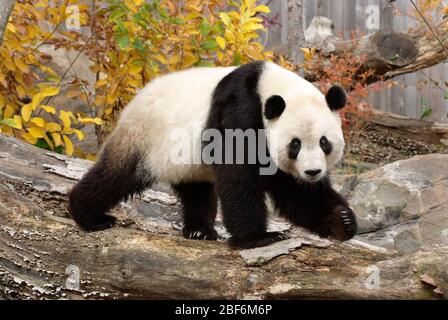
[286,0,304,64]
[0,0,15,45]
[0,135,447,299]
[301,16,448,84]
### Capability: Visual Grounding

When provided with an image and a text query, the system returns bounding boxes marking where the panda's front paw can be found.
[75,214,117,232]
[229,232,288,249]
[183,226,218,241]
[325,205,357,241]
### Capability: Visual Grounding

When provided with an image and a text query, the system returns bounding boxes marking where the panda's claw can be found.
[183,227,218,241]
[326,205,358,241]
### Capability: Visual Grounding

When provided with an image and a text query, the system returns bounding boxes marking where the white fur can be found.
[260,62,344,182]
[114,62,344,184]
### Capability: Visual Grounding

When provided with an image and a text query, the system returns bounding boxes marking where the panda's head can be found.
[263,84,346,183]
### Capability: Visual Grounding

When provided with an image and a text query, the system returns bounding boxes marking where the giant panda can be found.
[69,61,357,249]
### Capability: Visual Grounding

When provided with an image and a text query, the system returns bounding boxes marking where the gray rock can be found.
[348,154,448,251]
[394,228,423,254]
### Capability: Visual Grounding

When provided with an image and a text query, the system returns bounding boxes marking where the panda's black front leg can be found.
[214,164,287,249]
[172,182,218,241]
[268,171,357,241]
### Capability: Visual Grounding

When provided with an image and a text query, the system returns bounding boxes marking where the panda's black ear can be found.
[264,95,285,120]
[325,84,347,111]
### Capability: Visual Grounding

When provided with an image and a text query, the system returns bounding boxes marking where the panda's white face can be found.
[263,86,346,183]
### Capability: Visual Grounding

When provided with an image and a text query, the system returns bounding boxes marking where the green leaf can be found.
[116,34,130,49]
[199,21,211,36]
[45,75,60,83]
[0,118,17,127]
[201,39,218,50]
[116,21,128,34]
[171,17,184,25]
[109,8,127,22]
[443,92,448,100]
[420,106,432,120]
[132,38,145,53]
[34,138,51,151]
[233,52,242,66]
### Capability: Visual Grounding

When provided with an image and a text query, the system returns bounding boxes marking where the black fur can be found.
[288,138,301,160]
[204,61,357,248]
[325,84,347,111]
[319,136,333,155]
[267,171,357,241]
[172,182,218,240]
[69,143,153,231]
[264,95,286,120]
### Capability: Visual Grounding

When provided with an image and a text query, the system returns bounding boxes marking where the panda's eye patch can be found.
[288,138,301,160]
[320,136,333,155]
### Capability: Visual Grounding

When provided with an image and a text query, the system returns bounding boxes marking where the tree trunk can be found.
[301,16,448,84]
[286,0,304,64]
[0,135,447,299]
[0,0,15,45]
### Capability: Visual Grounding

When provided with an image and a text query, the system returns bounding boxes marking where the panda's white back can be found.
[116,66,236,184]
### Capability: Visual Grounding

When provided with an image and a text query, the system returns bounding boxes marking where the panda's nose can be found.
[305,169,322,177]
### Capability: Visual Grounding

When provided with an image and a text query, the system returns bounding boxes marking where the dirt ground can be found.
[342,120,448,173]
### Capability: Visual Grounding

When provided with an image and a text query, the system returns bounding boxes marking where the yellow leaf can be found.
[6,23,16,33]
[73,129,85,140]
[51,133,62,146]
[129,64,143,75]
[21,104,33,122]
[154,54,168,64]
[30,117,45,127]
[216,36,226,50]
[28,127,45,138]
[13,115,22,129]
[79,117,102,125]
[85,153,98,161]
[14,57,30,73]
[94,79,108,88]
[0,73,7,87]
[16,85,26,99]
[43,134,54,150]
[59,110,73,130]
[219,12,231,26]
[21,132,37,145]
[300,47,316,61]
[63,135,74,155]
[253,5,270,14]
[40,86,60,97]
[39,105,56,114]
[133,0,143,5]
[46,122,62,132]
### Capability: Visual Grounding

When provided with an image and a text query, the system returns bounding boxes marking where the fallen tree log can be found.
[299,16,448,84]
[0,135,447,299]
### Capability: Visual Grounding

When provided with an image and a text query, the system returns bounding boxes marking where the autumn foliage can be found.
[0,0,288,156]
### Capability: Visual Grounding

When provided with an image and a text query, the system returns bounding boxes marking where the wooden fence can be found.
[265,0,448,123]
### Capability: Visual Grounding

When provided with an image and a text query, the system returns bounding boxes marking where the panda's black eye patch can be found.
[288,138,301,160]
[320,136,333,155]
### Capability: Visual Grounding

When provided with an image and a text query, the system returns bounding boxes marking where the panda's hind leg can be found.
[172,182,218,241]
[69,133,154,231]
